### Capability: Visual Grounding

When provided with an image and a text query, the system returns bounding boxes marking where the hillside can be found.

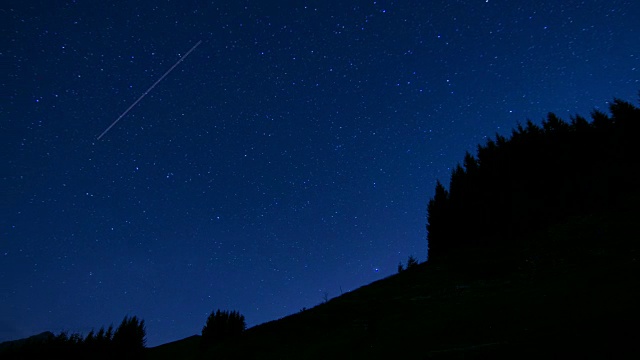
[5,99,638,359]
[147,99,640,359]
[146,209,639,359]
[0,332,54,352]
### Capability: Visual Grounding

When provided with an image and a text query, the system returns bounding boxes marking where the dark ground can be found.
[145,210,640,359]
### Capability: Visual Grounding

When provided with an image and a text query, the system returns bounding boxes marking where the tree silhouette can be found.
[201,309,246,347]
[112,315,146,355]
[406,255,419,270]
[427,180,450,256]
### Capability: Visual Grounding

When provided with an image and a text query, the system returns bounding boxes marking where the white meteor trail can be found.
[97,40,202,140]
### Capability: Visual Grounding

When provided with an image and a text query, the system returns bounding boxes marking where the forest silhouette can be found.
[427,97,640,258]
[0,315,146,360]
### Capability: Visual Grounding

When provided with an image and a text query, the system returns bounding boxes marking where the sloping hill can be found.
[146,210,639,359]
[0,332,54,352]
[147,99,640,359]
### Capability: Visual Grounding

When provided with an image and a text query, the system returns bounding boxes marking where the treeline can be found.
[427,98,640,257]
[0,315,146,360]
[2,308,248,358]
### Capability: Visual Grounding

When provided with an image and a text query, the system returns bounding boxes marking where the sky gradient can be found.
[2,0,639,347]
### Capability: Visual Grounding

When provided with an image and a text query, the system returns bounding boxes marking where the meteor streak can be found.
[97,40,202,140]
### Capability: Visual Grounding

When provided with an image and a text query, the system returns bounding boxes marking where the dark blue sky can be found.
[2,0,638,347]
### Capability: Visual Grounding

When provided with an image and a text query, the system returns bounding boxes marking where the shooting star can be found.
[97,40,202,140]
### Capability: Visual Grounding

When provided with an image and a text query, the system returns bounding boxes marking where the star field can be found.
[2,0,639,347]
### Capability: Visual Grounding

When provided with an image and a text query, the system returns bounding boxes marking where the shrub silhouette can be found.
[201,309,246,347]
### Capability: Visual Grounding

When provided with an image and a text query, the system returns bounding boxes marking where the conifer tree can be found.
[112,315,146,354]
[426,180,449,256]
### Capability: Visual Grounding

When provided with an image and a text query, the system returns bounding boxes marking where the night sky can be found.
[2,0,638,347]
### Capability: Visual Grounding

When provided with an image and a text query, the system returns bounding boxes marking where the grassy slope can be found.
[146,210,639,359]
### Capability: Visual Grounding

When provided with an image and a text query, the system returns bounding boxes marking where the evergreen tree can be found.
[105,324,114,342]
[112,315,146,354]
[426,180,449,256]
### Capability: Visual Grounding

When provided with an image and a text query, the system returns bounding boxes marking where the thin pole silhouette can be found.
[97,40,202,140]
